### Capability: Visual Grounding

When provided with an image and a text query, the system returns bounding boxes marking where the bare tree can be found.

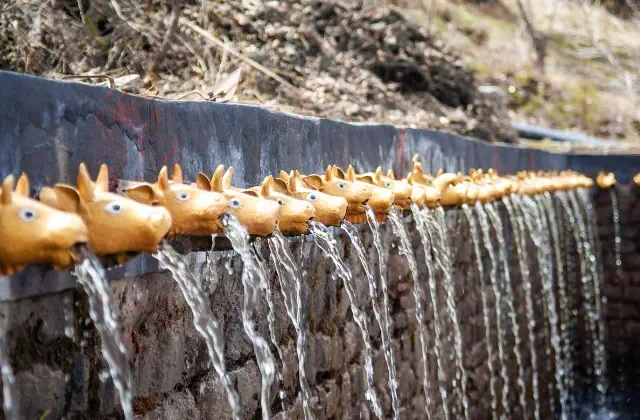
[514,0,559,73]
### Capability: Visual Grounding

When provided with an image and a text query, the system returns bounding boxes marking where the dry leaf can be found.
[209,67,242,103]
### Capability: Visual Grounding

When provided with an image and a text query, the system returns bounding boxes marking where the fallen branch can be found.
[149,0,181,73]
[178,17,299,92]
[61,74,116,89]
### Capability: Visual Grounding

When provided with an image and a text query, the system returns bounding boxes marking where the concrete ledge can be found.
[2,69,640,301]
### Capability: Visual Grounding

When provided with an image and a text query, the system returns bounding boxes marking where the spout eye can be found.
[385,181,392,188]
[176,192,190,201]
[230,198,242,209]
[306,193,318,202]
[337,183,346,190]
[19,208,37,222]
[276,198,285,206]
[105,202,123,214]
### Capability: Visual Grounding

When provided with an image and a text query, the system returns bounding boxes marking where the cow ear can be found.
[325,165,332,181]
[1,176,14,205]
[223,167,234,189]
[272,178,289,194]
[50,184,87,214]
[358,175,375,185]
[346,165,356,182]
[302,175,324,191]
[242,190,259,197]
[196,173,211,191]
[15,173,30,197]
[211,165,225,192]
[77,163,96,202]
[158,166,171,191]
[172,164,183,184]
[332,166,346,180]
[279,170,290,183]
[95,164,109,193]
[125,183,160,204]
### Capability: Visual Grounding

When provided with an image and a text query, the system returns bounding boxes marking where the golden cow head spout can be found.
[342,165,394,223]
[634,173,640,187]
[596,172,616,189]
[300,165,371,224]
[433,170,467,206]
[377,167,413,210]
[252,176,316,235]
[40,163,172,264]
[278,170,347,227]
[200,166,280,237]
[409,155,440,208]
[0,174,88,275]
[124,164,229,237]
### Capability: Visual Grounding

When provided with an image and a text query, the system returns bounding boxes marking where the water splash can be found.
[414,205,451,420]
[222,214,276,420]
[154,242,241,420]
[489,200,527,418]
[268,229,316,420]
[462,202,500,419]
[309,220,383,419]
[507,194,541,420]
[431,206,471,420]
[387,206,434,419]
[0,320,16,420]
[540,193,570,420]
[341,217,400,420]
[73,250,133,420]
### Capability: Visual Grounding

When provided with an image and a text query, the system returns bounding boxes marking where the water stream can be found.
[488,200,526,418]
[413,204,451,420]
[532,195,566,420]
[73,249,133,420]
[0,319,16,420]
[432,207,471,420]
[308,220,383,419]
[541,192,570,420]
[268,229,316,420]
[340,218,400,420]
[386,206,434,419]
[506,194,541,420]
[222,214,277,420]
[155,242,241,419]
[463,204,499,419]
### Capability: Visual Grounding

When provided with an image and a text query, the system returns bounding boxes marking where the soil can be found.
[0,0,518,143]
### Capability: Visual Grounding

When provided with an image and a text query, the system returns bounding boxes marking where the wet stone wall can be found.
[595,184,640,396]
[0,205,560,420]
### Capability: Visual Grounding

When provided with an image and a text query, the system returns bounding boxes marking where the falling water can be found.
[387,207,434,419]
[540,192,570,420]
[0,319,16,420]
[572,190,608,407]
[533,195,567,420]
[432,206,471,420]
[412,204,450,420]
[252,239,289,412]
[341,218,400,420]
[610,189,622,270]
[462,204,499,419]
[73,249,133,420]
[154,242,241,420]
[268,229,315,420]
[507,194,541,420]
[489,200,527,418]
[308,221,383,419]
[222,214,276,420]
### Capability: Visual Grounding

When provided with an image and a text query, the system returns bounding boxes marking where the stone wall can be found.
[0,204,564,419]
[595,184,640,396]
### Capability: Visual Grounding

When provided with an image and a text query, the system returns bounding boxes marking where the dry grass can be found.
[391,0,640,142]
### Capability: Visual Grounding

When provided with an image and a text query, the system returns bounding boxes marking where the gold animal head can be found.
[251,176,315,235]
[0,174,88,275]
[200,166,280,237]
[433,170,466,206]
[124,164,229,237]
[278,170,347,227]
[634,173,640,187]
[596,172,616,189]
[300,165,372,223]
[409,155,441,208]
[40,163,172,262]
[363,167,413,210]
[344,165,394,223]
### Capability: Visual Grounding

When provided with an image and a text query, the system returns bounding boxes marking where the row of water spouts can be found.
[0,157,621,419]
